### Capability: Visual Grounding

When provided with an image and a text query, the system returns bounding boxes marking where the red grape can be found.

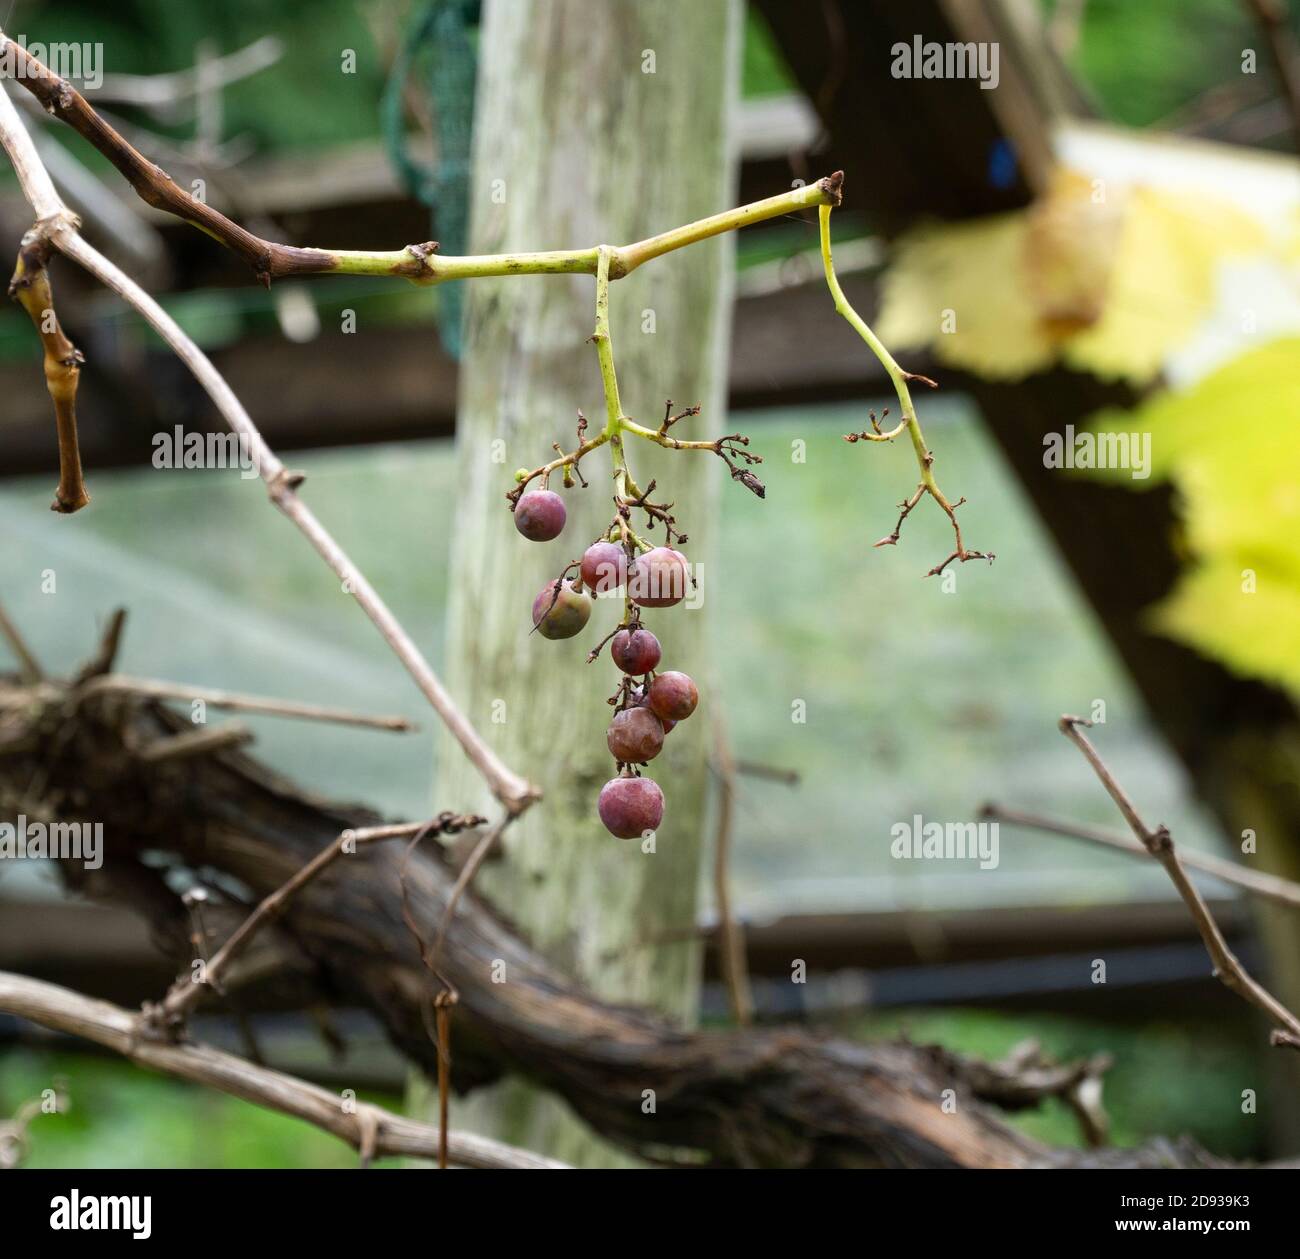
[580,541,627,594]
[611,627,661,674]
[514,490,567,541]
[629,683,675,731]
[598,774,665,839]
[531,579,592,639]
[648,670,698,721]
[629,546,687,608]
[607,706,665,763]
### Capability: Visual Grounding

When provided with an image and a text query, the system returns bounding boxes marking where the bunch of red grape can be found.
[513,488,699,840]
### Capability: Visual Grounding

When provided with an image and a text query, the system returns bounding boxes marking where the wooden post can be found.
[427,0,742,1163]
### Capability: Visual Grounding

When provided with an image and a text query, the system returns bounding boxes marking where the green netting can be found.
[382,0,478,358]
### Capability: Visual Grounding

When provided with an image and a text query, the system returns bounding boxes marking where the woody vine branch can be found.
[1,35,987,576]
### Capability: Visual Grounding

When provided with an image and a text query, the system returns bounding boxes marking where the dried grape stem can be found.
[8,231,88,513]
[819,204,992,576]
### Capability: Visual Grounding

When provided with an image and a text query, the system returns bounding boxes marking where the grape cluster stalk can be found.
[520,502,704,839]
[0,34,985,827]
[502,216,780,837]
[510,389,722,837]
[506,171,994,837]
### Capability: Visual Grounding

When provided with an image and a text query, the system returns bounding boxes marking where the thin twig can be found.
[434,997,451,1171]
[1059,715,1300,1051]
[981,802,1300,910]
[8,228,88,512]
[0,78,538,817]
[431,815,511,972]
[942,1037,1112,1148]
[71,607,127,685]
[0,971,566,1169]
[710,712,753,1026]
[818,201,992,575]
[136,719,252,763]
[733,759,801,787]
[395,804,512,1191]
[617,419,766,501]
[0,600,43,682]
[875,484,925,550]
[81,674,416,732]
[395,822,468,1171]
[92,36,284,112]
[150,814,483,1031]
[0,1082,65,1169]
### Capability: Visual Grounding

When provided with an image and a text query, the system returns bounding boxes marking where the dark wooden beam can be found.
[0,270,903,476]
[0,890,1249,1017]
[754,0,1043,233]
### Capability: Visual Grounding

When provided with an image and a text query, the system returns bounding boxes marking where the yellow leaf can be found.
[877,173,1272,384]
[1150,560,1300,697]
[1088,338,1300,696]
[876,213,1055,380]
[1065,187,1267,382]
[1024,169,1126,335]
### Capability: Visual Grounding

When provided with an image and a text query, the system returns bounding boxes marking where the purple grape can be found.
[514,490,566,542]
[580,541,627,594]
[611,628,661,675]
[629,547,687,608]
[598,775,665,839]
[648,670,698,722]
[607,706,665,763]
[531,579,591,639]
[629,684,675,731]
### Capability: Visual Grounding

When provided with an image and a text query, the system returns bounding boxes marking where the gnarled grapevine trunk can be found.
[430,0,742,1161]
[0,668,1231,1169]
